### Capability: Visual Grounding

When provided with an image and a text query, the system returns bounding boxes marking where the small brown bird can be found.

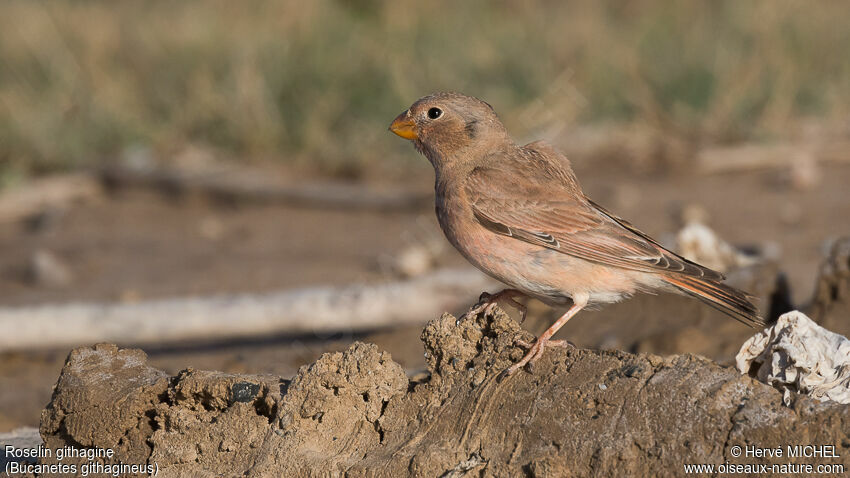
[389,92,762,377]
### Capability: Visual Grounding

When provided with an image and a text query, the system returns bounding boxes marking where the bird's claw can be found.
[513,338,533,348]
[499,337,575,380]
[462,297,499,320]
[463,289,528,323]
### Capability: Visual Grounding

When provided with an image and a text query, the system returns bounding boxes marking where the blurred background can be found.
[1,0,849,431]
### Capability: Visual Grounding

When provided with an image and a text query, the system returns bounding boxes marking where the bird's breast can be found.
[434,190,519,282]
[434,192,467,254]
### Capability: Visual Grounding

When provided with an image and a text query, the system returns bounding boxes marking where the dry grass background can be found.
[1,0,849,183]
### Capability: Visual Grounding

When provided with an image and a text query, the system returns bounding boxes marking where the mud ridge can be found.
[35,306,850,477]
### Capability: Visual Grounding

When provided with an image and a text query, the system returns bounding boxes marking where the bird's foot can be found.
[463,289,527,322]
[500,337,575,380]
[462,293,499,319]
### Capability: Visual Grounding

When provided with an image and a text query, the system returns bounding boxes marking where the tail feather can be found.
[663,275,764,328]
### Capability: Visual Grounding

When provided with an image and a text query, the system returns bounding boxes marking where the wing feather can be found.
[465,145,724,281]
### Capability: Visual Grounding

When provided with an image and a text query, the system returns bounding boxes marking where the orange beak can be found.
[389,111,418,140]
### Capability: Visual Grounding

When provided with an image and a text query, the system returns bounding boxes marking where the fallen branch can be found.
[0,174,101,224]
[101,163,431,212]
[696,140,850,175]
[0,268,497,352]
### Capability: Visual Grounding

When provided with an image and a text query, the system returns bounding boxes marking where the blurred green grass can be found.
[1,0,848,181]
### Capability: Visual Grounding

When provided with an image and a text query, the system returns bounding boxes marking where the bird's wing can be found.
[464,146,724,280]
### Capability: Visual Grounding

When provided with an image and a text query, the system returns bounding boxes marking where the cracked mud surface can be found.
[37,306,850,477]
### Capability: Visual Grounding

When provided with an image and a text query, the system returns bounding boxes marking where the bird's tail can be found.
[663,275,764,328]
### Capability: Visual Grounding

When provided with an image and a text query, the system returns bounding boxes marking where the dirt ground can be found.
[1,161,849,432]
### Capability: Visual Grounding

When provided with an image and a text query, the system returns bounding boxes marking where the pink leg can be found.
[464,289,528,322]
[501,296,587,378]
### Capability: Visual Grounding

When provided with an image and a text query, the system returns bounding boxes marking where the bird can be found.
[389,92,763,377]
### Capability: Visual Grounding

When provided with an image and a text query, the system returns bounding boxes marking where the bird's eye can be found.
[427,107,443,119]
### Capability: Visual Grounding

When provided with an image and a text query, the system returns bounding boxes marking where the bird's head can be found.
[389,92,508,167]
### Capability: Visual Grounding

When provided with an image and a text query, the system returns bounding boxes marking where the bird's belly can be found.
[446,224,645,306]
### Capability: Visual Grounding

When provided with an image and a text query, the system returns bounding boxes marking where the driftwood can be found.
[0,427,41,468]
[0,161,430,222]
[696,140,850,175]
[0,268,496,352]
[101,163,431,212]
[0,174,100,224]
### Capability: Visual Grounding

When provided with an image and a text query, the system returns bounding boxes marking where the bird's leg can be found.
[501,298,587,378]
[463,289,528,322]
